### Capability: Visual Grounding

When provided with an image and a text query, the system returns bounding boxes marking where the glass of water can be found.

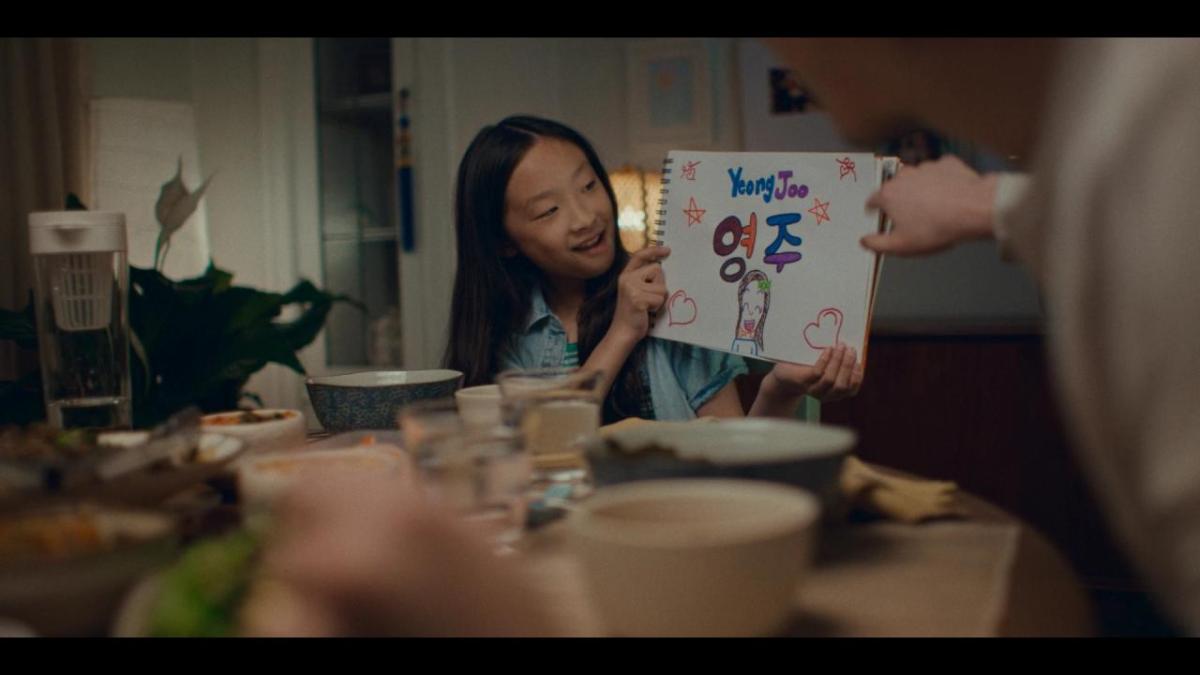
[497,367,602,488]
[412,425,532,549]
[398,398,464,452]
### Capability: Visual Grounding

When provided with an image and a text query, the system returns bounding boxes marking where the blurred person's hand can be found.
[862,155,999,256]
[242,473,566,637]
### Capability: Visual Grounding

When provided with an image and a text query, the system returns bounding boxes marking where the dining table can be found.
[99,443,1095,638]
[515,464,1095,637]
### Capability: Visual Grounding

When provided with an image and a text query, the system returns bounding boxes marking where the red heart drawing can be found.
[667,290,698,326]
[803,308,843,350]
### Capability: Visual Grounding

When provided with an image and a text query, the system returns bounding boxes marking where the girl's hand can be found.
[610,245,671,345]
[768,343,863,403]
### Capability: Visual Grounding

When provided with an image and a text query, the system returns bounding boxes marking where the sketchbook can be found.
[648,151,897,367]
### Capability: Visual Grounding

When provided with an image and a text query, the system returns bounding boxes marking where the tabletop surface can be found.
[515,479,1094,637]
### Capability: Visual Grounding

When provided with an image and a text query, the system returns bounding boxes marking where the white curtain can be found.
[0,38,91,380]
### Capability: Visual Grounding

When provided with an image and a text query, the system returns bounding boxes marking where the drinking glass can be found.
[497,367,602,488]
[397,398,464,452]
[412,425,531,549]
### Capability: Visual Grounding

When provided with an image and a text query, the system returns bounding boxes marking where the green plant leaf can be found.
[0,301,37,351]
[0,366,46,426]
[127,258,356,425]
[205,263,234,293]
[217,287,286,337]
[130,328,153,397]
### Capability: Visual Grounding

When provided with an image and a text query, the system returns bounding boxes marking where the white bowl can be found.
[201,409,306,455]
[568,478,820,637]
[454,384,502,429]
[238,446,411,510]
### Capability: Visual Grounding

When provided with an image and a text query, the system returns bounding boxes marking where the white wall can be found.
[89,38,192,102]
[87,37,316,415]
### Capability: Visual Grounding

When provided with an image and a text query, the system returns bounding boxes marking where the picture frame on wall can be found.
[627,39,713,154]
[736,38,858,153]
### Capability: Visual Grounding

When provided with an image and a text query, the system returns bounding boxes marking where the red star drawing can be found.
[836,157,858,181]
[682,196,706,226]
[808,197,831,225]
[681,160,701,181]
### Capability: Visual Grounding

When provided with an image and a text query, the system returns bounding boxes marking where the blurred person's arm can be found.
[242,474,567,637]
[861,155,1030,258]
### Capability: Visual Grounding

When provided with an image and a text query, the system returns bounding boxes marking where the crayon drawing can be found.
[731,271,771,356]
[648,150,885,367]
[667,289,698,326]
[683,196,706,226]
[763,213,803,272]
[803,307,843,350]
[836,156,857,182]
[808,197,831,225]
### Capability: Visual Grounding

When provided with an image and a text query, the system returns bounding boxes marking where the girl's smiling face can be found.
[503,137,616,283]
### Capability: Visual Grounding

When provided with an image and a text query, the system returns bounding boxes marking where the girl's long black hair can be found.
[443,115,650,423]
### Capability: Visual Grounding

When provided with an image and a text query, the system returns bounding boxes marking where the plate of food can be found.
[0,504,178,636]
[0,414,247,510]
[201,409,307,455]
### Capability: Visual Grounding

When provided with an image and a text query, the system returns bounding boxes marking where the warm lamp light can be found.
[608,165,666,252]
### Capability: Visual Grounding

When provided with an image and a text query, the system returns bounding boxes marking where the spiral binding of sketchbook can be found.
[650,156,672,247]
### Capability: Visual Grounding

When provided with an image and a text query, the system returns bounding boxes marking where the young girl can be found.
[444,116,862,424]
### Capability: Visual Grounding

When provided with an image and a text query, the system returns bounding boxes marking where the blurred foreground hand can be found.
[242,473,565,637]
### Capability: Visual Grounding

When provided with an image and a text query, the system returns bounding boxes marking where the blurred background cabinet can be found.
[313,38,403,368]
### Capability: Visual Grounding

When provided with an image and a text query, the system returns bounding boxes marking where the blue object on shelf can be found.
[396,88,415,252]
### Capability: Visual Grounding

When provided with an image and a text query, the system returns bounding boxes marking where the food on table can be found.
[0,422,235,509]
[96,431,152,449]
[146,529,260,637]
[0,511,105,560]
[0,506,174,564]
[202,410,298,426]
[0,425,98,461]
[200,409,307,455]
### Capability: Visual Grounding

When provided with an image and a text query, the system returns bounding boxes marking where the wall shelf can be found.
[314,38,403,368]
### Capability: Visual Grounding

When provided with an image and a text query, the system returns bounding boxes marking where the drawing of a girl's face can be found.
[738,289,766,337]
[741,289,767,324]
[736,272,771,347]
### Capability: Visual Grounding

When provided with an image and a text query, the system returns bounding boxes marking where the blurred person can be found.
[245,474,567,637]
[768,37,1200,633]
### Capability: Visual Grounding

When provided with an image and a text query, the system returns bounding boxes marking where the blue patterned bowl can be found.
[305,370,464,432]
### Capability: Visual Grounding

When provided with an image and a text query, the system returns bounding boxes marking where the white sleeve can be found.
[991,172,1033,262]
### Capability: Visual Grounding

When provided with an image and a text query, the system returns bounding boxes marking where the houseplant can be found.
[0,162,360,428]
